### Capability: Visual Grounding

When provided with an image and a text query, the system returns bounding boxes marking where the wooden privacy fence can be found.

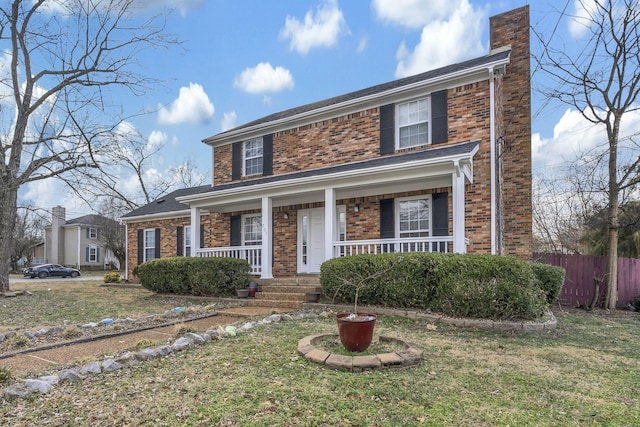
[533,253,640,308]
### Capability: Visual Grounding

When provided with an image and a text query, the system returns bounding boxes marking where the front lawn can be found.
[1,301,638,426]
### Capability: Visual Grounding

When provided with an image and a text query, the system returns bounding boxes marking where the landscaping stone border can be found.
[304,304,558,332]
[298,334,423,372]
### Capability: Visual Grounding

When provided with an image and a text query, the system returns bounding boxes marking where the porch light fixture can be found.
[284,212,289,219]
[353,205,359,213]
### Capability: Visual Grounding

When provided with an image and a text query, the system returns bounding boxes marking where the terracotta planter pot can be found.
[336,312,377,352]
[247,287,257,298]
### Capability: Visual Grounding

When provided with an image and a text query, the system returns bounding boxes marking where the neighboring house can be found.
[45,206,122,269]
[122,6,532,281]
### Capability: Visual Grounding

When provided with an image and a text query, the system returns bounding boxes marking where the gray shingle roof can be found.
[64,214,113,227]
[121,185,212,218]
[212,49,510,138]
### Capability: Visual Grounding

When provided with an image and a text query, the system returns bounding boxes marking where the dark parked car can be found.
[23,264,81,279]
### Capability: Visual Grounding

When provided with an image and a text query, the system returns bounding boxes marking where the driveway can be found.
[8,276,106,285]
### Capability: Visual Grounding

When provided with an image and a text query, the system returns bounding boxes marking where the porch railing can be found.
[197,246,262,275]
[333,237,455,257]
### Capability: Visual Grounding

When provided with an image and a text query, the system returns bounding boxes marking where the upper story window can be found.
[88,227,98,239]
[244,137,263,176]
[242,214,262,245]
[397,97,430,149]
[144,229,156,262]
[397,196,431,238]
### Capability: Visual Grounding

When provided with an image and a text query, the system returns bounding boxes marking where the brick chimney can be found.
[51,206,66,264]
[490,6,532,258]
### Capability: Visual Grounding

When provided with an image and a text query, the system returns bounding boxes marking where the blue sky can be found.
[18,0,640,219]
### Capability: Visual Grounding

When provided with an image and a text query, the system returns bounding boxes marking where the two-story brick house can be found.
[122,6,532,281]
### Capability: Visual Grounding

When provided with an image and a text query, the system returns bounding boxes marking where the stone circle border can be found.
[298,334,424,372]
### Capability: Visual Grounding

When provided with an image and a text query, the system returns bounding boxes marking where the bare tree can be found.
[10,207,44,272]
[534,0,640,309]
[0,0,177,292]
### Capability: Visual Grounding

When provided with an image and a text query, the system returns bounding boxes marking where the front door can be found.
[298,208,325,273]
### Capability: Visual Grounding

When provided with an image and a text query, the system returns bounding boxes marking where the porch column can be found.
[325,188,336,261]
[261,197,273,279]
[190,207,201,257]
[452,164,466,253]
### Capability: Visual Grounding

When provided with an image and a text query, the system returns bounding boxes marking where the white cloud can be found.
[394,0,485,78]
[279,0,349,54]
[532,107,640,175]
[568,0,598,39]
[158,83,214,125]
[221,111,238,131]
[233,62,294,94]
[147,130,169,150]
[356,36,368,53]
[372,0,463,29]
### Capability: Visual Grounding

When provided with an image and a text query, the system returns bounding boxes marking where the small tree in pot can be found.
[326,258,398,352]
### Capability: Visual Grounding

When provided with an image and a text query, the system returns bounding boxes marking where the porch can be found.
[196,236,458,275]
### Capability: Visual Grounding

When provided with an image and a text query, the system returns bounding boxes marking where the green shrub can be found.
[134,257,251,296]
[320,253,549,321]
[531,263,565,304]
[104,272,120,283]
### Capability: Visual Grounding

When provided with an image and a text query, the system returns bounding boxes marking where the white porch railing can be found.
[333,237,455,257]
[197,246,262,275]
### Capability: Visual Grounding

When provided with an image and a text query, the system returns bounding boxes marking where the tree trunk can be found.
[605,223,619,309]
[0,185,19,293]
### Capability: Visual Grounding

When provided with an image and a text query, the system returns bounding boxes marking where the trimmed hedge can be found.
[531,263,565,304]
[320,253,549,320]
[133,257,251,296]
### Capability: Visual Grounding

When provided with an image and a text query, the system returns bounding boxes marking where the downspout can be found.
[77,227,81,269]
[124,223,128,280]
[489,67,497,255]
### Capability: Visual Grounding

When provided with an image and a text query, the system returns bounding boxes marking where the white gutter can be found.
[121,209,192,224]
[204,55,511,146]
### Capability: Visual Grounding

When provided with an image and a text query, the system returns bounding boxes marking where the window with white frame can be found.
[242,215,262,245]
[88,245,98,262]
[144,229,156,261]
[397,197,431,238]
[88,227,98,239]
[184,225,192,257]
[244,137,263,176]
[397,97,430,149]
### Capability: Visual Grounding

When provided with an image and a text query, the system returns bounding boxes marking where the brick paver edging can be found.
[298,334,423,372]
[304,304,558,332]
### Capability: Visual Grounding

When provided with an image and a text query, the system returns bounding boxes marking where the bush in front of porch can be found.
[133,257,251,296]
[320,253,557,321]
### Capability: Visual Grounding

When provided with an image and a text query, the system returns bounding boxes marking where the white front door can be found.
[298,208,325,273]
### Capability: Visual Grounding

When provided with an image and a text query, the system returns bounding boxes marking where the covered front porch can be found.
[178,141,479,279]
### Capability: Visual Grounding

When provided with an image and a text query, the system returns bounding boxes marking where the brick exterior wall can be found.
[127,7,532,278]
[490,5,533,258]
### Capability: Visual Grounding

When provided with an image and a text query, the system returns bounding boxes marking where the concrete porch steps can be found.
[245,276,321,309]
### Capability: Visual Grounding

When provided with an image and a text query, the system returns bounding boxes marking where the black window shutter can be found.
[380,199,395,239]
[432,90,448,144]
[154,228,161,259]
[200,224,205,249]
[379,103,395,154]
[232,142,242,180]
[86,228,89,238]
[85,247,89,262]
[96,248,100,262]
[177,226,183,256]
[137,229,143,264]
[432,192,449,252]
[230,216,241,246]
[263,134,273,176]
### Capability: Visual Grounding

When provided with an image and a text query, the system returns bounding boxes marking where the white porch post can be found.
[190,207,201,257]
[452,163,466,253]
[324,188,336,261]
[261,197,273,279]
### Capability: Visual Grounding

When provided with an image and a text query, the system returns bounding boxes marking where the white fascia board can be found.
[178,151,477,209]
[203,57,510,147]
[121,210,192,224]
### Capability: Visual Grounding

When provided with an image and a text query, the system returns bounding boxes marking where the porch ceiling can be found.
[178,140,479,213]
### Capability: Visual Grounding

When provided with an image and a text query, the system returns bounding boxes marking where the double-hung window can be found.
[398,197,431,238]
[397,97,430,149]
[243,215,262,245]
[88,245,98,262]
[144,229,156,262]
[244,137,263,176]
[88,227,98,239]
